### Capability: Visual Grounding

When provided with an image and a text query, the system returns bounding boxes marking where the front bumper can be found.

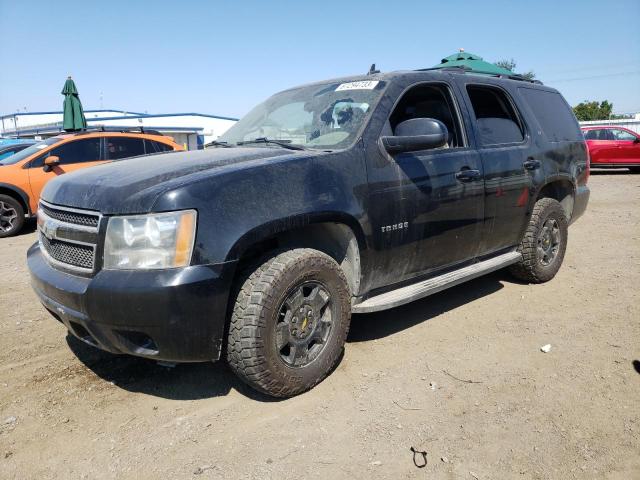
[28,242,237,362]
[570,185,590,225]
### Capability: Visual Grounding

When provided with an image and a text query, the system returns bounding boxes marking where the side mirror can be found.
[43,155,60,172]
[380,118,448,154]
[634,137,640,144]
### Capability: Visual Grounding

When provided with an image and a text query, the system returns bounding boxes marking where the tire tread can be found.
[227,248,350,397]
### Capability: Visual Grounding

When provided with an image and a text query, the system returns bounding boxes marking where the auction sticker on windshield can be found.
[335,81,379,91]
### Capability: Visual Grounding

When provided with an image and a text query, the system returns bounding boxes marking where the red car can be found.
[582,126,640,172]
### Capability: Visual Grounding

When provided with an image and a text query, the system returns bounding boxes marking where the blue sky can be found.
[1,0,639,117]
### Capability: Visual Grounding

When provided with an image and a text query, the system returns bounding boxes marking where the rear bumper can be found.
[570,185,590,225]
[28,242,236,362]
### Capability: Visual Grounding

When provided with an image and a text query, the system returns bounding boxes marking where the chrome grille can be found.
[39,203,99,228]
[39,234,94,269]
[38,201,101,273]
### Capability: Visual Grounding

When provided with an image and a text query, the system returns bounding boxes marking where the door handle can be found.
[523,159,541,170]
[455,169,481,182]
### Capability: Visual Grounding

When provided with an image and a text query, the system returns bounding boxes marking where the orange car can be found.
[0,131,183,237]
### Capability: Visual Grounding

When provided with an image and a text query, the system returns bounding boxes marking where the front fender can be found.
[152,149,370,266]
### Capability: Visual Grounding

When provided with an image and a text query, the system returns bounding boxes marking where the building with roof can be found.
[579,113,640,135]
[0,109,237,149]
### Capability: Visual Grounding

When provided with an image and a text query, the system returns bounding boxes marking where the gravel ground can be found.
[1,172,638,479]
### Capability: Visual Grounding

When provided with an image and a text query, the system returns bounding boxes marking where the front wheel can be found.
[0,195,25,238]
[509,197,568,283]
[227,248,351,398]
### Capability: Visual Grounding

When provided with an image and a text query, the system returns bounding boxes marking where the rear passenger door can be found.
[583,128,612,164]
[596,129,619,164]
[456,82,533,255]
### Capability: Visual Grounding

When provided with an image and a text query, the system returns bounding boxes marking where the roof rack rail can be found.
[416,66,543,84]
[72,126,165,136]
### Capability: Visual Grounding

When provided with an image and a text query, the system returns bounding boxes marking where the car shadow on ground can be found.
[590,169,637,175]
[66,271,508,401]
[13,218,37,237]
[633,360,640,375]
[348,271,505,342]
[66,335,280,402]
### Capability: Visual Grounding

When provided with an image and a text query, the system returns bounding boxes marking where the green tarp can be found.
[62,77,87,131]
[432,51,514,76]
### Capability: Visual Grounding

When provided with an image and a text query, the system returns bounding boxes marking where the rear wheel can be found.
[227,248,351,398]
[509,197,568,283]
[0,195,25,238]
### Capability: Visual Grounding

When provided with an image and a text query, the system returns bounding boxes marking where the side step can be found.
[352,251,522,314]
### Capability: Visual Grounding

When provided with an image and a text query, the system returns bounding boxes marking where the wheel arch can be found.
[0,183,31,216]
[227,212,366,297]
[534,176,576,220]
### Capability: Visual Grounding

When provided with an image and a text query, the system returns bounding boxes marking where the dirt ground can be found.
[1,172,638,480]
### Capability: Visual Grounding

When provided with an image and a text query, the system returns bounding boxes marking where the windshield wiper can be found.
[236,137,306,150]
[204,140,234,148]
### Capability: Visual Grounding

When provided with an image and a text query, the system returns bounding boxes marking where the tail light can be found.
[585,147,591,184]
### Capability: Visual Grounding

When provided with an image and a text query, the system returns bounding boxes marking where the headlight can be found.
[104,210,197,270]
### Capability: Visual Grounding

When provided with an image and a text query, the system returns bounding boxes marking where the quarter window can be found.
[145,140,172,153]
[106,137,145,160]
[48,138,102,165]
[587,129,614,140]
[466,85,524,145]
[583,129,601,140]
[519,88,581,143]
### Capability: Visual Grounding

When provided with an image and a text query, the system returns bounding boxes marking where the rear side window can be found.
[466,85,524,146]
[106,137,145,160]
[583,130,599,140]
[584,129,613,140]
[49,138,102,165]
[519,88,581,143]
[0,148,21,161]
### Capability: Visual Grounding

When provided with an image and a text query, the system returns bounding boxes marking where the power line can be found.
[547,71,640,83]
[537,62,640,75]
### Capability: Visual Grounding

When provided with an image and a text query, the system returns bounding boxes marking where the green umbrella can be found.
[432,50,514,76]
[61,76,87,131]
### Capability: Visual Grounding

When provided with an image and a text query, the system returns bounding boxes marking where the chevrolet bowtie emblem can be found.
[41,219,57,240]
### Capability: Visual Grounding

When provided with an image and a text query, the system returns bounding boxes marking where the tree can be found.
[494,58,536,80]
[572,101,613,121]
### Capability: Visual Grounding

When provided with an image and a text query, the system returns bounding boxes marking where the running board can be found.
[352,251,522,313]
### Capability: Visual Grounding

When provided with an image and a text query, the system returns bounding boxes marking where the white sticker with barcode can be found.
[335,81,379,91]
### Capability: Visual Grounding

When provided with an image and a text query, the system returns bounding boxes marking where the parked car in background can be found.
[582,126,640,172]
[0,130,183,237]
[0,141,37,161]
[28,68,589,397]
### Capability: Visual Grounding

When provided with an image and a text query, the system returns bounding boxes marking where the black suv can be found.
[28,68,589,397]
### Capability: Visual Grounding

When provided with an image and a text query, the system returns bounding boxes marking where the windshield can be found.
[219,80,386,150]
[0,137,61,166]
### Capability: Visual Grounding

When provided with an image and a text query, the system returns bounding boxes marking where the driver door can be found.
[28,137,105,210]
[364,81,484,290]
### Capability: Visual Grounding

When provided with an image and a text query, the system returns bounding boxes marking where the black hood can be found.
[41,147,306,214]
